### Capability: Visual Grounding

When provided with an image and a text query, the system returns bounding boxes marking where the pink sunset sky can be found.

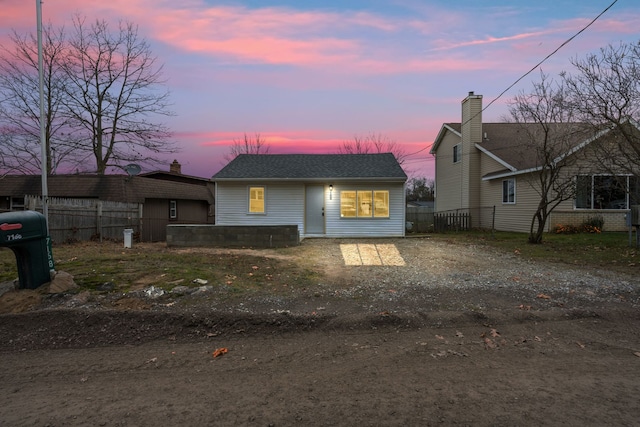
[1,0,638,178]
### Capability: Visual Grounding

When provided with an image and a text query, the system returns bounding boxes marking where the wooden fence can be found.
[405,207,434,233]
[25,195,142,243]
[433,211,471,232]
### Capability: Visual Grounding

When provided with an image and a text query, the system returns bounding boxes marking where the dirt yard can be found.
[1,237,639,426]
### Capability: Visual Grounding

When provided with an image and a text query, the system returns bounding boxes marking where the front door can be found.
[305,185,325,234]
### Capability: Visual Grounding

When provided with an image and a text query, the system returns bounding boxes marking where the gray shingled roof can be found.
[212,153,407,181]
[438,122,593,172]
[0,175,214,204]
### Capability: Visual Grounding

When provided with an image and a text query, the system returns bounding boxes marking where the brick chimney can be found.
[169,159,181,174]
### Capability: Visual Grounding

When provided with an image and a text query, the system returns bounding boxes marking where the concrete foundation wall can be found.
[166,224,299,248]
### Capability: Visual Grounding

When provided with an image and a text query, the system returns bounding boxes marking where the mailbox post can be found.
[0,211,54,289]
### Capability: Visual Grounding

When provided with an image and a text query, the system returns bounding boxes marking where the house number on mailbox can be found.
[5,233,23,241]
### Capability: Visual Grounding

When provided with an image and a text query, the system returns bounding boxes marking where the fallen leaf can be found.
[435,335,444,340]
[537,293,551,300]
[213,348,228,358]
[455,331,464,338]
[576,341,585,349]
[484,338,497,349]
[518,304,532,310]
[490,328,500,338]
[535,336,541,342]
[252,266,259,270]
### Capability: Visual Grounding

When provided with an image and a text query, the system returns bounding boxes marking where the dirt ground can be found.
[1,237,640,426]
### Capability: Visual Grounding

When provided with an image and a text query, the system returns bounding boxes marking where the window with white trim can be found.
[340,190,389,218]
[169,200,177,219]
[575,175,639,209]
[502,179,515,204]
[453,144,461,163]
[249,186,265,213]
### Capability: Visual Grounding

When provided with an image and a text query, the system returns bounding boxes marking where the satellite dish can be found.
[123,163,142,176]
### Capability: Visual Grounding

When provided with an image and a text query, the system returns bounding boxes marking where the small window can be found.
[453,144,461,163]
[373,191,389,217]
[357,191,373,217]
[169,200,177,219]
[502,179,515,204]
[249,186,265,213]
[340,191,357,218]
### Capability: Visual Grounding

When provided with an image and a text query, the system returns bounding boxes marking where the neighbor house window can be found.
[340,190,389,218]
[453,144,461,163]
[502,179,515,204]
[169,200,177,219]
[575,175,638,209]
[249,186,265,213]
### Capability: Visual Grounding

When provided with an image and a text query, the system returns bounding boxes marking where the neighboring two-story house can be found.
[430,92,638,232]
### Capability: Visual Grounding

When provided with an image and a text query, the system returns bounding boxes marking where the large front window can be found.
[249,186,265,213]
[576,175,639,209]
[340,190,389,218]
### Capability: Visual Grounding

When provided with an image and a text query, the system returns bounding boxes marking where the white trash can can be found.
[123,229,133,248]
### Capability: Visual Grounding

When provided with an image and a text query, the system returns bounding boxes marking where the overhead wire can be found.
[414,0,619,162]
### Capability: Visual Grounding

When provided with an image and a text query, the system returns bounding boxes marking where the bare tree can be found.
[59,16,176,174]
[337,133,409,167]
[224,133,270,162]
[405,177,434,202]
[0,25,81,174]
[563,42,640,197]
[508,72,589,244]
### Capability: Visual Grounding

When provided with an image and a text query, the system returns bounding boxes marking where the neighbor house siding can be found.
[434,130,463,212]
[324,182,405,238]
[216,183,305,233]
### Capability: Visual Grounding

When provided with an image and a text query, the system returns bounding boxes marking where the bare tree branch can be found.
[224,133,270,162]
[507,72,589,244]
[337,132,409,169]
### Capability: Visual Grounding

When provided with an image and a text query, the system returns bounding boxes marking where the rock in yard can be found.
[48,271,78,294]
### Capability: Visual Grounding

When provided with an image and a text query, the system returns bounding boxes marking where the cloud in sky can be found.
[1,0,638,178]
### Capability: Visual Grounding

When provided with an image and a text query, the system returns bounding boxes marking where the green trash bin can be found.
[0,210,54,289]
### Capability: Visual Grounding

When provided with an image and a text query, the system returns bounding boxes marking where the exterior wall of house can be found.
[215,182,306,232]
[484,144,630,233]
[434,130,463,212]
[324,182,406,238]
[216,181,406,238]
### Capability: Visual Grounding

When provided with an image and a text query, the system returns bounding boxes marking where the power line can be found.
[475,0,618,123]
[410,1,617,162]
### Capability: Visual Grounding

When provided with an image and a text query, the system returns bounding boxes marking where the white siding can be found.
[324,182,405,238]
[216,181,406,238]
[216,183,305,232]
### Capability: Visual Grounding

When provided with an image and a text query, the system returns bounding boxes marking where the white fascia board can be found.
[430,124,461,154]
[475,143,517,172]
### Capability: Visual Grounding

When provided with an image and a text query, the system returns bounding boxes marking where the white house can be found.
[212,153,408,239]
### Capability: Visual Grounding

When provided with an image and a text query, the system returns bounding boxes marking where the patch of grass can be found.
[432,230,640,272]
[0,242,322,292]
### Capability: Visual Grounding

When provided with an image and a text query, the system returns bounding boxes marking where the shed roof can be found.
[0,175,214,204]
[212,153,407,181]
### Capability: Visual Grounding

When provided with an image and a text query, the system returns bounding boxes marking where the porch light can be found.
[329,185,333,200]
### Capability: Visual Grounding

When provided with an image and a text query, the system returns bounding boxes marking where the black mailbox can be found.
[0,210,54,289]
